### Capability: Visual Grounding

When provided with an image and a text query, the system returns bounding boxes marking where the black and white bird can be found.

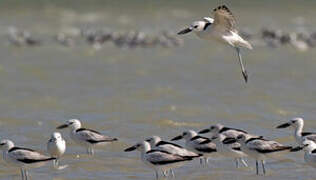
[171,130,216,165]
[124,141,193,179]
[0,139,55,180]
[199,123,248,138]
[291,139,316,168]
[211,134,248,168]
[234,134,292,175]
[177,5,253,83]
[57,119,118,155]
[47,132,66,169]
[145,136,201,177]
[145,136,201,158]
[276,117,316,145]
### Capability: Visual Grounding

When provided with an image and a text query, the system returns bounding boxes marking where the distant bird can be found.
[124,141,193,180]
[234,134,292,175]
[177,5,253,83]
[8,27,41,47]
[57,119,118,155]
[0,139,55,180]
[199,123,249,138]
[47,132,66,168]
[55,33,75,47]
[171,130,216,165]
[211,134,248,168]
[277,117,316,145]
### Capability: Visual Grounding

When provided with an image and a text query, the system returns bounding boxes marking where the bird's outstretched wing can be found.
[212,5,237,33]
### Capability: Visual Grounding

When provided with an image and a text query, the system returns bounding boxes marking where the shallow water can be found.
[0,0,316,179]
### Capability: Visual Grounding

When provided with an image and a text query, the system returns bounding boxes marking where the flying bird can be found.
[178,5,252,83]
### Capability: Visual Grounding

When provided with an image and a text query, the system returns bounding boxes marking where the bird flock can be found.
[2,117,314,179]
[1,4,316,180]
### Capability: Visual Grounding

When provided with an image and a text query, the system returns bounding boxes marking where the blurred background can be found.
[0,0,316,179]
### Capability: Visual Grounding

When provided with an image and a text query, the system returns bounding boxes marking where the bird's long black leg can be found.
[261,160,266,175]
[236,47,248,83]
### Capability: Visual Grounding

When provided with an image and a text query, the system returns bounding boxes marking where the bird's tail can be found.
[240,39,253,50]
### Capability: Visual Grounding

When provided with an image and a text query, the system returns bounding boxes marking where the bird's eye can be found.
[194,25,198,28]
[183,133,187,135]
[210,126,214,130]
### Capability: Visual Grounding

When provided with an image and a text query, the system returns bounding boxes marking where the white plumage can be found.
[47,132,66,168]
[57,119,118,155]
[301,139,316,168]
[277,117,316,145]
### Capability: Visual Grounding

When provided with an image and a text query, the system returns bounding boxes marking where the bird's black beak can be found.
[198,129,210,134]
[171,135,183,141]
[276,122,291,129]
[124,145,137,152]
[223,137,237,144]
[177,27,192,35]
[56,124,68,129]
[290,146,303,152]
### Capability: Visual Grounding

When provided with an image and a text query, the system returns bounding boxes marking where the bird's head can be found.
[0,139,14,151]
[57,119,81,130]
[178,21,209,35]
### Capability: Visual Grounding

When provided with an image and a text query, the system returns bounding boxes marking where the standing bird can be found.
[47,132,66,168]
[145,136,201,158]
[276,117,316,145]
[211,134,248,168]
[177,5,252,83]
[199,123,249,138]
[145,136,201,177]
[291,139,316,168]
[0,139,55,180]
[124,141,193,180]
[233,134,292,175]
[57,119,118,155]
[171,130,216,165]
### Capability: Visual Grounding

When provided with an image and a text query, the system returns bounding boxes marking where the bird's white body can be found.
[47,132,66,168]
[195,20,252,50]
[47,132,66,159]
[302,140,316,168]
